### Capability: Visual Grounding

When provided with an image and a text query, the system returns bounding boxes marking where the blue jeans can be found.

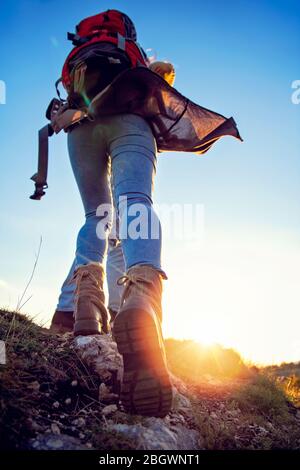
[56,113,166,312]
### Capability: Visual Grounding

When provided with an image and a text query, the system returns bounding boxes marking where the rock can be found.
[74,335,123,390]
[173,391,191,410]
[74,335,202,450]
[29,434,88,450]
[108,420,199,450]
[99,382,118,403]
[102,404,118,416]
[74,335,122,368]
[99,383,111,400]
[51,423,61,435]
[257,426,268,435]
[72,417,86,428]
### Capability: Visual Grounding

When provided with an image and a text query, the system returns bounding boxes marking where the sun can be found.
[163,309,234,349]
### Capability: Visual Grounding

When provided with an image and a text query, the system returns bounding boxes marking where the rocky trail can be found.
[1,309,300,451]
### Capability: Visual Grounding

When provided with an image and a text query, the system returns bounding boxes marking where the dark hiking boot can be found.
[113,265,173,418]
[72,263,109,336]
[50,310,74,334]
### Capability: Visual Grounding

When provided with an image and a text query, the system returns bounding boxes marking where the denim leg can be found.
[56,120,111,312]
[57,120,115,312]
[106,240,126,313]
[67,121,112,267]
[107,114,167,278]
[56,258,76,312]
[56,113,166,314]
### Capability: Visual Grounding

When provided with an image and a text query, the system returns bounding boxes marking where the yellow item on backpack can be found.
[149,61,176,86]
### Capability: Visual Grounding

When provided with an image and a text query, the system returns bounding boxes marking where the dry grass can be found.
[0,308,134,450]
[1,308,300,450]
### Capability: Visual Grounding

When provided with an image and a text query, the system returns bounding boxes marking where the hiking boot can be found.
[72,262,109,336]
[113,265,173,417]
[50,310,74,334]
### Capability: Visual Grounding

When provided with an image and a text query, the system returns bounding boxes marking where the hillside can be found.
[1,309,300,450]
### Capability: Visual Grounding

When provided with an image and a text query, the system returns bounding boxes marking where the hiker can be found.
[35,9,241,417]
[51,58,176,337]
[49,11,178,417]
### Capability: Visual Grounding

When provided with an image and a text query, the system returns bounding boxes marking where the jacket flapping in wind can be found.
[88,66,243,154]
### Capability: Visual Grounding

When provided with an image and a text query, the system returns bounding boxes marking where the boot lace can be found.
[117,272,162,322]
[117,273,153,307]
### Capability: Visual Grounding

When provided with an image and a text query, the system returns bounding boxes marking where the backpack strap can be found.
[55,78,67,102]
[117,32,126,50]
[30,124,53,200]
[30,97,89,200]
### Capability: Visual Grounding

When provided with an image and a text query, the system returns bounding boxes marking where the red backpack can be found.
[61,9,149,92]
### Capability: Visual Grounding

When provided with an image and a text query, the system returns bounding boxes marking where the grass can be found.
[0,308,136,450]
[282,375,300,407]
[189,373,300,450]
[1,308,300,450]
[232,374,292,422]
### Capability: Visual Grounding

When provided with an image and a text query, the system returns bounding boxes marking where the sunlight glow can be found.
[162,229,300,365]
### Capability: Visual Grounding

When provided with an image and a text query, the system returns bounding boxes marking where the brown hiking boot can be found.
[50,310,74,334]
[113,265,173,417]
[72,263,109,336]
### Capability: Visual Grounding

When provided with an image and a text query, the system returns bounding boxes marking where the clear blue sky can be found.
[0,0,299,364]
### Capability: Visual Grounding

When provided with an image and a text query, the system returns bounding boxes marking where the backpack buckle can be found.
[117,33,126,51]
[67,32,89,47]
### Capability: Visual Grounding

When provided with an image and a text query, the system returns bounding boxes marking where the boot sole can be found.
[113,308,173,418]
[73,319,101,336]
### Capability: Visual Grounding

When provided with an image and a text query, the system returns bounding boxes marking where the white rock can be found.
[99,382,112,401]
[73,334,202,450]
[102,404,118,416]
[51,423,61,435]
[72,417,86,428]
